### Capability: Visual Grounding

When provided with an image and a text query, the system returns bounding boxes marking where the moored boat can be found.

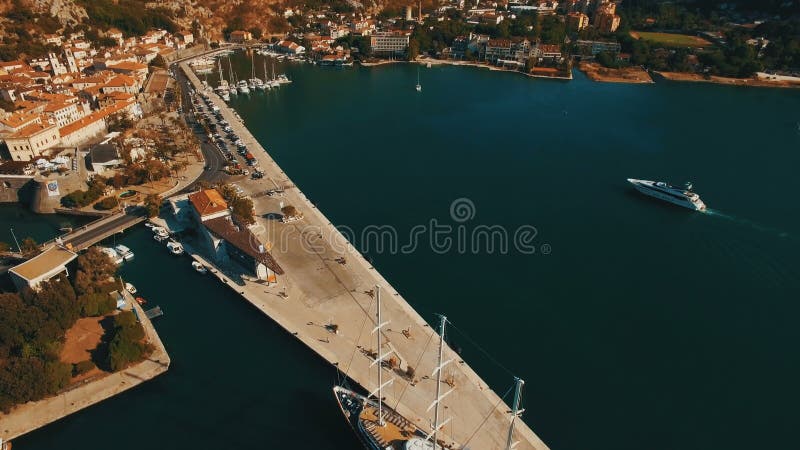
[166,240,185,255]
[115,244,134,261]
[99,247,123,265]
[124,282,137,295]
[191,261,208,274]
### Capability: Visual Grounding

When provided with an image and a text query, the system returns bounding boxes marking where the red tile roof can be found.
[189,189,229,217]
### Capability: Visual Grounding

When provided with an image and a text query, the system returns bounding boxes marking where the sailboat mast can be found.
[432,314,447,448]
[376,285,384,426]
[505,377,525,450]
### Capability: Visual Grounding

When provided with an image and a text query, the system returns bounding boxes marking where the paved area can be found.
[178,61,550,450]
[0,290,169,441]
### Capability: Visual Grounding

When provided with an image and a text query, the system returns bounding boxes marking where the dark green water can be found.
[10,55,800,450]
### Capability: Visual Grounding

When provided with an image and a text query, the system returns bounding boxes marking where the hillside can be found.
[0,0,421,42]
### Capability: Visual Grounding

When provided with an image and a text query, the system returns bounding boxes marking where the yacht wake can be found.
[705,209,793,240]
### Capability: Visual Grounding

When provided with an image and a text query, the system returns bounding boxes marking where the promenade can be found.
[0,290,170,441]
[179,59,550,450]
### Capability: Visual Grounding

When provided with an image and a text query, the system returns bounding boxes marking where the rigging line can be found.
[342,292,376,382]
[461,383,515,449]
[392,324,436,411]
[447,320,516,378]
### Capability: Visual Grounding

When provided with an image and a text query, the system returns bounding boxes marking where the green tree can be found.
[74,247,118,296]
[20,237,39,257]
[149,54,167,69]
[231,197,255,225]
[144,194,162,218]
[105,311,150,371]
[94,196,120,210]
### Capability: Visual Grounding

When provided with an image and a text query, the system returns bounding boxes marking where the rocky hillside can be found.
[0,0,411,48]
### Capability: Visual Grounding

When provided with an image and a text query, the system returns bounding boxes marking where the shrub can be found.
[73,360,96,376]
[78,292,116,317]
[94,196,119,210]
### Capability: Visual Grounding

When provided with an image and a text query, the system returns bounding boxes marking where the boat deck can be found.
[360,404,419,449]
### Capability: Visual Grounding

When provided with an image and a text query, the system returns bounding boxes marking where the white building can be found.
[9,246,77,291]
[369,31,411,56]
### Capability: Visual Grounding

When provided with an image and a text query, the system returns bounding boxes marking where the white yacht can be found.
[124,282,137,295]
[100,247,123,265]
[114,244,134,261]
[152,226,169,238]
[191,261,208,274]
[237,80,250,94]
[166,241,185,255]
[628,179,707,211]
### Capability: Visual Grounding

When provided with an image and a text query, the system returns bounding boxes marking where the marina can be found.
[178,58,549,450]
[6,45,800,450]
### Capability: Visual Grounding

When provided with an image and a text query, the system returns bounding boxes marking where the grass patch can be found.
[630,31,712,48]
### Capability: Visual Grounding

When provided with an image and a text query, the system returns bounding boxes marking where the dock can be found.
[179,58,550,450]
[144,306,164,320]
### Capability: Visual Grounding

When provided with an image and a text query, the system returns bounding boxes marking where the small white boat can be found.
[191,261,208,274]
[99,247,123,265]
[152,227,169,238]
[153,234,167,243]
[114,244,134,261]
[144,222,155,229]
[125,282,137,295]
[166,240,185,255]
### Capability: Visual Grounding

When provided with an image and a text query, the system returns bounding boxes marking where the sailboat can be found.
[333,286,434,449]
[416,68,422,92]
[216,58,230,101]
[227,58,238,96]
[333,289,528,450]
[268,61,280,89]
[249,51,264,90]
[261,58,272,89]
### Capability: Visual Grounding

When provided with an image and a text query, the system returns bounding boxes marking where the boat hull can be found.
[628,179,706,211]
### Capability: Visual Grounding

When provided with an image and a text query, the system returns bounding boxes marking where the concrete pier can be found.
[179,59,550,450]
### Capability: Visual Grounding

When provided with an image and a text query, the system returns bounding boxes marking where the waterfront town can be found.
[0,0,798,449]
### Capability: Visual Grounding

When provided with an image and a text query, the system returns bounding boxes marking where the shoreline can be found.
[653,70,800,89]
[177,60,550,450]
[361,57,573,80]
[578,61,654,84]
[0,290,169,442]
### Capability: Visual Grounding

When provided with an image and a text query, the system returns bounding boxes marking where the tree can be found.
[248,27,263,41]
[107,113,134,132]
[144,194,162,218]
[74,247,118,296]
[408,38,420,61]
[149,54,167,69]
[231,197,255,225]
[94,196,120,210]
[105,311,150,371]
[20,237,39,257]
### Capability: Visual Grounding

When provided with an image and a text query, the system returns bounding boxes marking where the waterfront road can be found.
[62,208,147,250]
[172,65,227,190]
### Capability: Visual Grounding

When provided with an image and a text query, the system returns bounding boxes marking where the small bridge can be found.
[47,208,148,251]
